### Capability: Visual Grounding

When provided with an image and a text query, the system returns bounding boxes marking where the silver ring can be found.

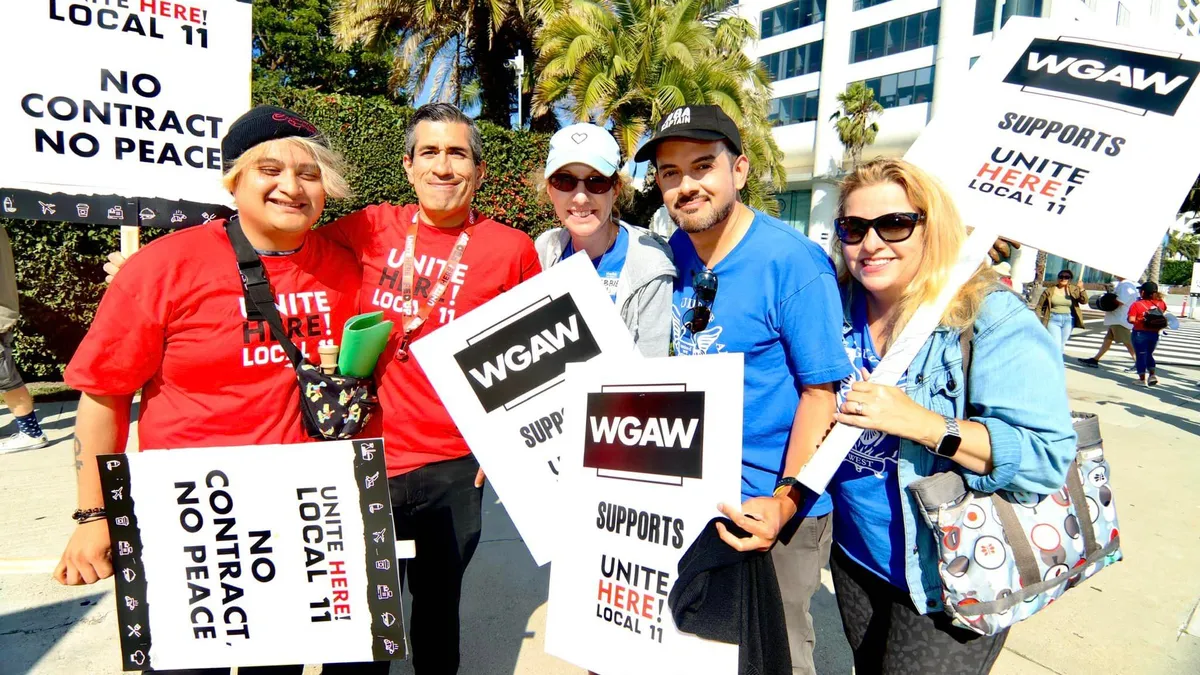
[854,401,864,415]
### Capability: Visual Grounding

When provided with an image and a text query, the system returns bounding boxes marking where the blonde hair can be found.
[222,136,352,200]
[833,158,1001,351]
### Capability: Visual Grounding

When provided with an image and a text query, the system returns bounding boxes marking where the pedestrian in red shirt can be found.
[316,103,540,675]
[54,108,362,674]
[1127,281,1169,386]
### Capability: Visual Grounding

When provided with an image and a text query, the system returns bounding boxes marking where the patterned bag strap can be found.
[1065,462,1100,556]
[988,494,1042,589]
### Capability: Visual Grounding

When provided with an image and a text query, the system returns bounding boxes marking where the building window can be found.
[850,8,940,63]
[853,0,896,9]
[859,65,935,109]
[974,0,1043,35]
[760,0,826,38]
[761,41,824,81]
[777,189,813,234]
[768,90,820,126]
[970,55,980,69]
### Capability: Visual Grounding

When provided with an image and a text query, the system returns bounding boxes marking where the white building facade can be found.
[741,0,1192,257]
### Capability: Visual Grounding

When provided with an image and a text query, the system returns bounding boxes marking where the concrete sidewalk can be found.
[2,361,1198,674]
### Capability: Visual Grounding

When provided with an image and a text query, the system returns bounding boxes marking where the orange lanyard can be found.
[395,210,475,361]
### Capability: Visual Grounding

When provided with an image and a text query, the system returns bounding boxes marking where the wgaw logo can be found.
[454,294,601,412]
[583,391,705,481]
[1003,38,1200,115]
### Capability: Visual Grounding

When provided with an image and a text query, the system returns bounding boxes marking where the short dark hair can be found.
[404,103,484,165]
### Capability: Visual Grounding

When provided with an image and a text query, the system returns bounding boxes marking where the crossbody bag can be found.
[225,218,377,440]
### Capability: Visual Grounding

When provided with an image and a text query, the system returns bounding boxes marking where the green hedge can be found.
[1162,259,1194,286]
[8,86,566,380]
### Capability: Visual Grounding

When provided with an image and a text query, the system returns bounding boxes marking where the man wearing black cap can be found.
[57,105,361,674]
[637,105,853,674]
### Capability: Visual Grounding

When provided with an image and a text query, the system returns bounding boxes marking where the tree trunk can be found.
[1029,249,1048,302]
[469,8,518,125]
[1143,245,1163,284]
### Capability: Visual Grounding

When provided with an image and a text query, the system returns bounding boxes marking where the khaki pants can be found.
[770,513,833,675]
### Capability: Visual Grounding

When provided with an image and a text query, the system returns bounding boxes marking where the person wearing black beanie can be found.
[57,107,363,675]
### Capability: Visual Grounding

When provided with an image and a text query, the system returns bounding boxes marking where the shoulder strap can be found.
[223,218,305,369]
[960,324,974,418]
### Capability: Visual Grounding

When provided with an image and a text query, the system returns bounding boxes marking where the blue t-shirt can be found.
[670,210,854,513]
[563,226,628,302]
[831,292,908,589]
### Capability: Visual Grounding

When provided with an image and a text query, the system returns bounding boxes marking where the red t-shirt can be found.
[317,203,540,476]
[66,220,361,450]
[1127,298,1168,331]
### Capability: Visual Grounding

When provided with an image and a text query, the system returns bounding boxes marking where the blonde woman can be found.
[55,111,361,675]
[534,123,675,356]
[825,158,1077,673]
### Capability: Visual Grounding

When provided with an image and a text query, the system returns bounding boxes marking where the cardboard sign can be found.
[545,354,743,675]
[411,252,636,566]
[0,0,251,227]
[98,439,406,671]
[905,17,1200,279]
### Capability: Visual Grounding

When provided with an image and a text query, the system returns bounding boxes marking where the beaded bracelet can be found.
[72,507,106,523]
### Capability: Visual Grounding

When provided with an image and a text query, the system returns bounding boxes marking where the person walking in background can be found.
[1036,268,1088,354]
[534,123,675,356]
[0,226,49,454]
[827,158,1077,673]
[1128,281,1169,386]
[993,261,1013,288]
[1078,275,1138,369]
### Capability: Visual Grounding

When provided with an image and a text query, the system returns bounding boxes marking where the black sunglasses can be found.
[834,212,924,245]
[547,172,616,195]
[684,268,718,332]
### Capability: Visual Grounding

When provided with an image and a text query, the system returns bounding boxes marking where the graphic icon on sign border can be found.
[582,383,705,485]
[108,206,124,220]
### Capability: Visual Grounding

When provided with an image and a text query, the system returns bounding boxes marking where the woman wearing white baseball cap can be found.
[535,123,676,356]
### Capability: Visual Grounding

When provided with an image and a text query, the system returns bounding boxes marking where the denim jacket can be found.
[838,287,1078,614]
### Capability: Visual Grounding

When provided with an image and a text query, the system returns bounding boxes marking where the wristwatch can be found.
[932,416,962,457]
[774,476,800,498]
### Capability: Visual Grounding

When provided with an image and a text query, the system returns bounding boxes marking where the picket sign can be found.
[800,16,1200,491]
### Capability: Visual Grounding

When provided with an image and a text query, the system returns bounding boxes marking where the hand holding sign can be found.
[54,519,113,585]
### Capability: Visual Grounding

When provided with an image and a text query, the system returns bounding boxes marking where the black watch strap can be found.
[774,476,800,497]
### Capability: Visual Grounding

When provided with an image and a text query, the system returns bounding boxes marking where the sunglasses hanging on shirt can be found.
[683,268,719,332]
[834,212,924,245]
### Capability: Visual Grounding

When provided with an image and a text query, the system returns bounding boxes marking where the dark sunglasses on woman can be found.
[547,172,616,195]
[834,212,924,245]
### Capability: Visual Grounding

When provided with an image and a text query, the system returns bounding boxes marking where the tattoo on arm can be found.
[74,436,83,473]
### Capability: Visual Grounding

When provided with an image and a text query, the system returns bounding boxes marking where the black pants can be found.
[830,547,1008,675]
[324,455,484,675]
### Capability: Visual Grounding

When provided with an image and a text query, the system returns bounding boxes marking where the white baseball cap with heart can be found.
[544,122,622,178]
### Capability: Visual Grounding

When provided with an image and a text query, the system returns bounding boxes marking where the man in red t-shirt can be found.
[54,105,362,636]
[317,103,540,675]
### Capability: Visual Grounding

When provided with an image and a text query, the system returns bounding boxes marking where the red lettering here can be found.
[331,577,348,588]
[597,579,613,604]
[1000,169,1021,186]
[334,604,351,615]
[330,560,347,574]
[1017,173,1041,191]
[333,590,350,602]
[640,593,654,619]
[1041,179,1062,197]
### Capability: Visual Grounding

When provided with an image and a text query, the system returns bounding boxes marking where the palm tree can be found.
[532,0,786,211]
[1166,230,1199,261]
[332,0,546,124]
[829,82,883,170]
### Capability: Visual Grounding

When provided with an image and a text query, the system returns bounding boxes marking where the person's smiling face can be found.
[403,120,485,221]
